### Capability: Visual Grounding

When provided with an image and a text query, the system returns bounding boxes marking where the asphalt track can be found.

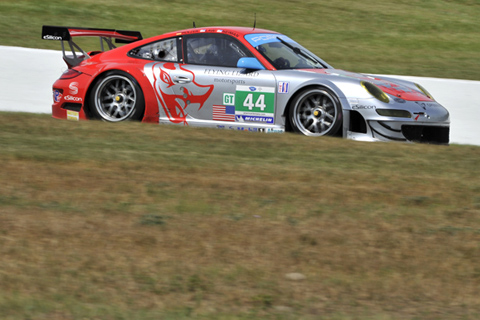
[1,45,479,146]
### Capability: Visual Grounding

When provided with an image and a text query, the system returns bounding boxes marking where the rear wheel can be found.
[288,87,342,136]
[90,71,145,122]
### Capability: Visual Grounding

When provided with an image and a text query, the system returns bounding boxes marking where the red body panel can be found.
[50,27,279,121]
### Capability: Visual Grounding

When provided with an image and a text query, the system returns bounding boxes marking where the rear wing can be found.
[42,25,143,68]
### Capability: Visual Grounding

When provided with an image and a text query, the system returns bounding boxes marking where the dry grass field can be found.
[1,112,480,319]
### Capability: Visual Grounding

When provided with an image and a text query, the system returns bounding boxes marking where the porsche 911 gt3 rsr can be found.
[42,25,450,144]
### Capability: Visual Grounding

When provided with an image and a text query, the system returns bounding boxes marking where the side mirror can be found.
[237,57,265,70]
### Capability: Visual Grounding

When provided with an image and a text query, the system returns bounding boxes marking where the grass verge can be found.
[1,112,480,319]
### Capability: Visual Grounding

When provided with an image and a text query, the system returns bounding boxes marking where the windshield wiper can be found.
[276,37,325,68]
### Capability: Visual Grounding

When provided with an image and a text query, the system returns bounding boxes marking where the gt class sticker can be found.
[223,93,235,105]
[235,85,275,118]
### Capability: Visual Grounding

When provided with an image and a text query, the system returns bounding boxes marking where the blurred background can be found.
[1,0,479,79]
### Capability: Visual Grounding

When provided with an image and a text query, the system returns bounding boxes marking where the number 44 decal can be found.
[243,93,266,111]
[235,86,275,115]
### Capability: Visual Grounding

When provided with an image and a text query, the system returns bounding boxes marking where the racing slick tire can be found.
[89,71,145,122]
[288,87,342,136]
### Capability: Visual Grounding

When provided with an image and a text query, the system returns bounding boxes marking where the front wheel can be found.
[89,71,145,122]
[288,87,342,136]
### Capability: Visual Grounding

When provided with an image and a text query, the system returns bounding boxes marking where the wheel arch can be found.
[282,81,346,136]
[84,65,158,122]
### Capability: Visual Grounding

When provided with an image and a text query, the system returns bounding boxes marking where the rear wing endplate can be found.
[42,25,143,68]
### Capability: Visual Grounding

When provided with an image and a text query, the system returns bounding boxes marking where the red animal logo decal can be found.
[150,63,214,125]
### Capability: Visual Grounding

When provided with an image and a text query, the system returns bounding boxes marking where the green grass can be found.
[0,0,479,80]
[1,112,480,319]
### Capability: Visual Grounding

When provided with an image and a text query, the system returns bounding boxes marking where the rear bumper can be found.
[51,74,91,121]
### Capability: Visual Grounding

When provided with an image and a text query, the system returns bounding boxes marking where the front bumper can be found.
[368,120,449,144]
[345,98,450,144]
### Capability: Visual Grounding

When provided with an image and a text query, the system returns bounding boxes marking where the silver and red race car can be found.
[42,25,450,143]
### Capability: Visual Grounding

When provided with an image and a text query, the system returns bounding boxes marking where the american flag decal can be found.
[213,105,235,122]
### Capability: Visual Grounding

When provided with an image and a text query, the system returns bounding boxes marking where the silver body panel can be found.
[144,62,449,142]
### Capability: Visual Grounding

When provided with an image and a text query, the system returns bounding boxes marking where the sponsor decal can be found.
[222,30,240,38]
[236,115,274,124]
[415,101,440,109]
[69,82,79,95]
[213,105,235,122]
[245,34,294,46]
[67,110,79,121]
[259,128,285,133]
[413,112,430,121]
[53,90,62,103]
[278,82,289,93]
[204,69,260,77]
[216,125,259,132]
[394,97,406,103]
[43,35,62,40]
[223,93,235,105]
[249,86,257,92]
[248,34,278,43]
[64,95,83,102]
[352,105,375,110]
[216,29,223,33]
[214,78,246,85]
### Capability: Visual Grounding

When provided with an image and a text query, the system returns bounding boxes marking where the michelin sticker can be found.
[236,115,274,124]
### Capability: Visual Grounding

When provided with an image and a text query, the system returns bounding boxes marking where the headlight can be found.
[376,109,411,118]
[415,83,435,100]
[361,81,389,103]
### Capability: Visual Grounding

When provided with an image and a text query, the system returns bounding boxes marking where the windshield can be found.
[244,33,327,70]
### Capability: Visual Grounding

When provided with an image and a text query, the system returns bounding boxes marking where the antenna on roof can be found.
[193,21,196,28]
[253,13,256,30]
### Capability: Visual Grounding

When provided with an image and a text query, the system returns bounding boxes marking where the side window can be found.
[130,38,178,61]
[185,35,250,67]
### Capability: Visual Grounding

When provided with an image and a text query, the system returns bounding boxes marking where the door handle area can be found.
[173,76,192,84]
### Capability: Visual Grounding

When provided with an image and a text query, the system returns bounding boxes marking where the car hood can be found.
[300,69,433,102]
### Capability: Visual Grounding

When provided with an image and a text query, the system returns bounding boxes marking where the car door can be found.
[167,33,278,130]
[134,36,197,125]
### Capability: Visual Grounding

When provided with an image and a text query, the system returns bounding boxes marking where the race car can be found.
[42,25,450,143]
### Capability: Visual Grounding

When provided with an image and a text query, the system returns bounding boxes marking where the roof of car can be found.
[160,26,280,39]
